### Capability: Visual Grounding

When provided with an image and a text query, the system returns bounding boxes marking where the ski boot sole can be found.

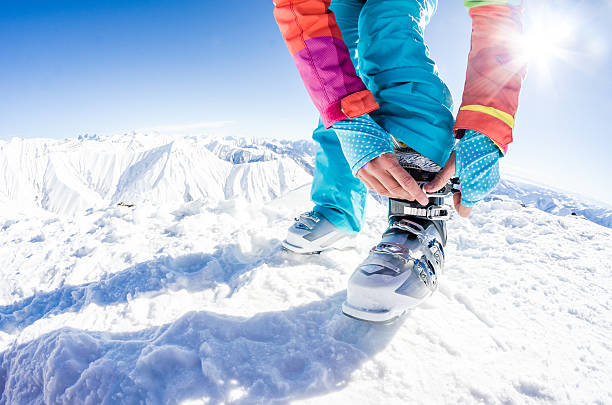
[341,301,406,324]
[281,240,322,255]
[281,235,357,255]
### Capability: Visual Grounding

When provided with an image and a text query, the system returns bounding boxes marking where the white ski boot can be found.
[282,211,353,254]
[342,148,456,323]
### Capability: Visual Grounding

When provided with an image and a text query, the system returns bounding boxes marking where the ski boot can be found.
[342,147,457,323]
[282,211,353,254]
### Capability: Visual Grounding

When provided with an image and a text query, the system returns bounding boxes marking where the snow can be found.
[0,134,313,216]
[0,134,611,404]
[491,177,612,229]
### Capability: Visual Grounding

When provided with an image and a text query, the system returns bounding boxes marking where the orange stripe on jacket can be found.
[274,0,343,55]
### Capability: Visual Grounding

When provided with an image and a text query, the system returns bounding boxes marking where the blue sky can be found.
[1,0,611,203]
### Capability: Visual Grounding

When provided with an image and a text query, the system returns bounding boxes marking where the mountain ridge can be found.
[1,133,610,229]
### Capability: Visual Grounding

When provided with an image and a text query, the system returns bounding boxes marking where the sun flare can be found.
[517,12,575,69]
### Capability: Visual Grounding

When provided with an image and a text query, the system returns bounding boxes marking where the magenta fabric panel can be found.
[321,101,347,128]
[292,36,367,127]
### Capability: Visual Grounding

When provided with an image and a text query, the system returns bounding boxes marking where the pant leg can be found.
[358,0,455,167]
[311,0,367,235]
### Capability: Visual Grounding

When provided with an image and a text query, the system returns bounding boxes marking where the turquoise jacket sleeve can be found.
[332,114,394,176]
[455,130,502,207]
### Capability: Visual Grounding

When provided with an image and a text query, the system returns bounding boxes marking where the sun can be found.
[514,8,576,72]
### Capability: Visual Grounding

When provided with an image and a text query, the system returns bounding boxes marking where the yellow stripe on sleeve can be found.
[460,105,515,128]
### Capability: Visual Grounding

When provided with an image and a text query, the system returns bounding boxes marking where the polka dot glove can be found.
[332,114,394,176]
[455,130,502,207]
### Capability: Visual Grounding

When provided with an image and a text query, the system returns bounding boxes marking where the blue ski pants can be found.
[311,0,456,234]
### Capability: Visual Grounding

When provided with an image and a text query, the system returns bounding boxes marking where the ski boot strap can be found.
[389,199,452,221]
[389,178,459,221]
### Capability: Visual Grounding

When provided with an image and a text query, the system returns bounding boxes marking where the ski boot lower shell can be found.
[342,148,454,323]
[341,216,447,323]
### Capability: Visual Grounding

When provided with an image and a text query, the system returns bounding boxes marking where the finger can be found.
[379,175,414,201]
[360,171,391,197]
[357,172,377,192]
[386,163,429,205]
[453,192,473,218]
[368,166,414,200]
[362,162,413,200]
[424,152,456,193]
[357,173,374,190]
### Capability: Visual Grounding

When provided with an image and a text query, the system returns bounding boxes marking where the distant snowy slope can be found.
[205,136,316,174]
[0,134,313,216]
[1,133,610,229]
[489,179,612,229]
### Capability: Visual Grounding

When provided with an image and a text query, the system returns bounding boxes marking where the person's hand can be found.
[357,153,429,205]
[424,130,502,218]
[332,114,428,205]
[423,152,473,217]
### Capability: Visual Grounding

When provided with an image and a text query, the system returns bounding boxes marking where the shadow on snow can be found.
[0,297,399,404]
[0,242,279,334]
[0,240,399,404]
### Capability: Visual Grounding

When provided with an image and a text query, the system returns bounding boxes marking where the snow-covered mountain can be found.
[0,134,314,216]
[0,134,610,404]
[491,178,612,229]
[1,133,610,228]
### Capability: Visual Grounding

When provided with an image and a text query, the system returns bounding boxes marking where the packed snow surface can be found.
[0,134,611,404]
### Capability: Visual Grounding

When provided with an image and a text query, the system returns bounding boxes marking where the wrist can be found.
[455,130,501,207]
[333,115,393,176]
[352,150,392,177]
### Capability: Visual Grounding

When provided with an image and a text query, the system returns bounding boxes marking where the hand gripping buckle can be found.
[388,179,458,221]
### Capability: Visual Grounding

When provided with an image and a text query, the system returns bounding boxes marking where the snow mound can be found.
[0,134,611,404]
